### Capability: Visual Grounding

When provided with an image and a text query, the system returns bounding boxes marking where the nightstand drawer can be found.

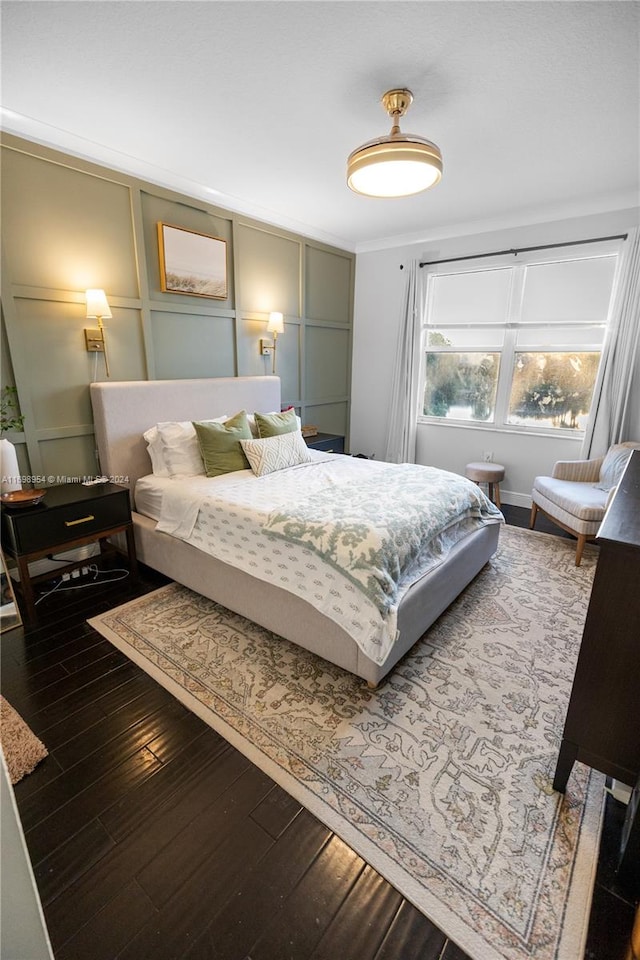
[2,487,131,555]
[304,433,345,454]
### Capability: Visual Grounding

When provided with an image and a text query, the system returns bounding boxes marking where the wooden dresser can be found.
[553,448,640,794]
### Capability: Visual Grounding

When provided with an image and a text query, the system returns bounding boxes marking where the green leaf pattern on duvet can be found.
[263,464,503,614]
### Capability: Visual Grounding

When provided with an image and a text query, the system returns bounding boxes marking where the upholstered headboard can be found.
[90,376,281,492]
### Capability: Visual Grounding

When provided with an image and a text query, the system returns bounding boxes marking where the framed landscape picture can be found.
[157,222,228,299]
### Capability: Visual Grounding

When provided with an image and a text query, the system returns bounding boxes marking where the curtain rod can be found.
[398,232,628,269]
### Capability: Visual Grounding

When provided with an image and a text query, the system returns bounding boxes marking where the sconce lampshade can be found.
[267,311,284,335]
[347,89,443,199]
[85,289,112,319]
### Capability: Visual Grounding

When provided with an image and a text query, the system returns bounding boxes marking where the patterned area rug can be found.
[90,526,603,960]
[0,695,48,784]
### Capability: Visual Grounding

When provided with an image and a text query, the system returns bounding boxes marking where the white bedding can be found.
[135,452,502,666]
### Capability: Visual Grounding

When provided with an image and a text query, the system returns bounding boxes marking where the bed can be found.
[90,376,502,686]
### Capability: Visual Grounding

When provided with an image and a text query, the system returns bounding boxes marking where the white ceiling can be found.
[1,1,639,252]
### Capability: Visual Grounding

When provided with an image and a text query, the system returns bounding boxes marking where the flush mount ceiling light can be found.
[347,89,443,198]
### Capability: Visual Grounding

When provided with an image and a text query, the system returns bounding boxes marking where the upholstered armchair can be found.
[530,441,640,565]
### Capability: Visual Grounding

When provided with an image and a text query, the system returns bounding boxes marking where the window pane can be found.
[521,257,617,323]
[515,325,605,348]
[423,353,500,421]
[430,269,512,324]
[507,352,601,429]
[428,328,505,349]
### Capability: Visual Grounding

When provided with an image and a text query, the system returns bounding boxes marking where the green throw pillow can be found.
[254,407,298,438]
[193,410,252,477]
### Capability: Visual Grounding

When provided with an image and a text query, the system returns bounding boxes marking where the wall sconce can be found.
[84,289,112,377]
[260,311,284,374]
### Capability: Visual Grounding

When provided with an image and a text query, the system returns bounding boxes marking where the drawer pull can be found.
[64,515,95,527]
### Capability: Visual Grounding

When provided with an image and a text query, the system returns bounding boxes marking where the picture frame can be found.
[157,222,228,299]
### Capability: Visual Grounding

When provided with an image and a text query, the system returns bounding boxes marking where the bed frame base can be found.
[91,377,501,685]
[131,511,499,686]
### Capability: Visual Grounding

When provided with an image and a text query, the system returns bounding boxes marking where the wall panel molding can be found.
[1,133,355,474]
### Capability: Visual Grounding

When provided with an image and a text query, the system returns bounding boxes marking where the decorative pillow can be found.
[596,442,639,491]
[248,409,302,438]
[241,431,314,477]
[193,411,252,478]
[156,418,227,477]
[254,407,299,438]
[143,426,169,477]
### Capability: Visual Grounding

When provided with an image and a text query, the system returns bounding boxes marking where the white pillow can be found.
[143,426,169,477]
[155,418,227,477]
[241,431,313,477]
[247,410,302,438]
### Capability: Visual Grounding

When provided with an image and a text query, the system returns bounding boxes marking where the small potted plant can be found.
[1,386,24,493]
[1,386,25,434]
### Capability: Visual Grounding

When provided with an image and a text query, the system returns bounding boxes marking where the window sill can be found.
[416,418,585,441]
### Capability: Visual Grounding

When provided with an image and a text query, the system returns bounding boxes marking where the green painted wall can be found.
[0,134,354,480]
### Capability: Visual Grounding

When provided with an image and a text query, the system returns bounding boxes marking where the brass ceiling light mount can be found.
[347,88,443,199]
[382,88,414,131]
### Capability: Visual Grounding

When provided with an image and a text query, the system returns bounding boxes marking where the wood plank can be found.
[43,746,252,950]
[55,881,158,960]
[18,696,188,831]
[57,637,120,675]
[25,747,162,865]
[100,728,229,842]
[117,818,274,960]
[1,661,69,706]
[33,818,116,907]
[31,659,138,731]
[11,751,64,802]
[440,941,473,960]
[145,705,208,763]
[373,900,447,960]
[14,621,100,665]
[250,782,304,839]
[583,886,636,960]
[23,650,129,713]
[21,699,111,755]
[52,684,189,769]
[183,809,331,960]
[248,835,366,960]
[135,765,274,907]
[308,864,402,960]
[91,667,176,718]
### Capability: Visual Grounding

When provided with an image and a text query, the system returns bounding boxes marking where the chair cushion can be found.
[596,442,640,491]
[532,476,608,522]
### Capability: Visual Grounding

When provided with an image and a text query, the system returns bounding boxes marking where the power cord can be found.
[34,565,130,606]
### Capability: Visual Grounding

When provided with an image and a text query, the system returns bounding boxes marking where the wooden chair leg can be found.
[575,534,587,566]
[494,483,501,509]
[529,502,538,529]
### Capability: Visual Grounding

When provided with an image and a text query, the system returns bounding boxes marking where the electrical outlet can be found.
[482,451,493,462]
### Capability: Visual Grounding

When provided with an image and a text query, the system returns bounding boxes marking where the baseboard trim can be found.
[499,490,532,509]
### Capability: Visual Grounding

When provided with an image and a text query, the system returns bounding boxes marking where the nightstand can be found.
[304,433,345,454]
[1,482,138,623]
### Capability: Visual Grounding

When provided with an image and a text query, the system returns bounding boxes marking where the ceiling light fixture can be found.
[347,89,443,199]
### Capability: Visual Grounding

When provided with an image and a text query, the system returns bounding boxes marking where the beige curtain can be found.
[384,262,425,463]
[582,227,640,457]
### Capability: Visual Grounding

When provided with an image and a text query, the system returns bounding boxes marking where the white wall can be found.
[1,756,54,960]
[351,208,640,504]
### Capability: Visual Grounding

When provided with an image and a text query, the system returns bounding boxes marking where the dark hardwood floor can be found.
[1,506,637,960]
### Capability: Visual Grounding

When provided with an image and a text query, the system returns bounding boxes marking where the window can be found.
[420,244,620,434]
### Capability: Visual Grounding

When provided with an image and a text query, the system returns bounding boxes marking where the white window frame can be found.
[418,242,622,437]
